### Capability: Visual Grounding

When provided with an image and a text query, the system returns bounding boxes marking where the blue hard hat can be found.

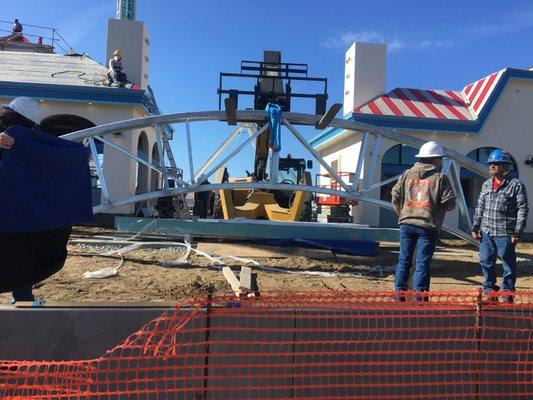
[487,149,513,164]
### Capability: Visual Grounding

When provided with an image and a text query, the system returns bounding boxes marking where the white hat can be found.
[415,141,445,158]
[7,97,43,124]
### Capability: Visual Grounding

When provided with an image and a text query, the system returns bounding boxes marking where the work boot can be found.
[415,294,430,303]
[482,291,499,304]
[503,291,515,304]
[392,292,406,303]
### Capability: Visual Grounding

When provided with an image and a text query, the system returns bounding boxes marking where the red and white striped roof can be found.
[461,69,504,117]
[354,69,505,121]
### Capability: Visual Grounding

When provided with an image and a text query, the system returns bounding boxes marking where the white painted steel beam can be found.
[185,120,195,184]
[448,160,473,230]
[94,135,186,185]
[282,118,352,193]
[199,124,269,184]
[152,124,168,188]
[62,110,489,178]
[61,110,488,245]
[358,173,402,195]
[364,134,382,190]
[353,132,370,192]
[88,138,110,204]
[91,180,475,244]
[194,125,242,182]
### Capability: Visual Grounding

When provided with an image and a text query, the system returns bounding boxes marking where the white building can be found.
[0,15,161,216]
[312,42,533,234]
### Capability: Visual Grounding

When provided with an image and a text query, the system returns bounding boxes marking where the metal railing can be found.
[0,19,75,53]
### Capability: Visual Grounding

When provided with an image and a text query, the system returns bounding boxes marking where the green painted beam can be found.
[115,217,400,242]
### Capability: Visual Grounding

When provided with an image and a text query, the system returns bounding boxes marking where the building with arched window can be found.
[312,42,533,234]
[0,14,162,216]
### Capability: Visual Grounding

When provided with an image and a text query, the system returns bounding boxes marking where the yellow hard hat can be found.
[113,49,122,57]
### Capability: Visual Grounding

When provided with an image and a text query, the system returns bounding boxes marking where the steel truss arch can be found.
[63,110,489,244]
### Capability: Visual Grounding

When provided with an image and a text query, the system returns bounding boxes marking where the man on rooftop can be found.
[108,49,127,87]
[12,19,23,33]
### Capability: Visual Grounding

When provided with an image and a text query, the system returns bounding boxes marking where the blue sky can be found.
[5,1,533,178]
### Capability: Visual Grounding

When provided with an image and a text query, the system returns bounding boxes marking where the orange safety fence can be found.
[1,290,532,399]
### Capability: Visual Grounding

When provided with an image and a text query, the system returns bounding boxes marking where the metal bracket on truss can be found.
[315,103,342,130]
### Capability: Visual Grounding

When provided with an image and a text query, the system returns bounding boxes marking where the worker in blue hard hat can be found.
[472,148,529,303]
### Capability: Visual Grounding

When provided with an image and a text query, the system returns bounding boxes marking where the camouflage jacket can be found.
[391,162,456,231]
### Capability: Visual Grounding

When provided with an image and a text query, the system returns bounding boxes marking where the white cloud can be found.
[389,38,406,51]
[413,39,452,50]
[321,7,533,54]
[321,30,449,53]
[321,30,386,48]
[463,9,533,39]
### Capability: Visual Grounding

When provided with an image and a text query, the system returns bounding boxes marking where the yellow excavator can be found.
[194,51,328,222]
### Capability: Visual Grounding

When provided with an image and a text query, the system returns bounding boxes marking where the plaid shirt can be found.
[472,177,529,236]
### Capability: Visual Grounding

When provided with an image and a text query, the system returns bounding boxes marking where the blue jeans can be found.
[394,224,438,292]
[479,233,517,293]
[11,285,35,303]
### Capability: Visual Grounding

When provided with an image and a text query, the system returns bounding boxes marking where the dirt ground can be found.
[1,226,532,303]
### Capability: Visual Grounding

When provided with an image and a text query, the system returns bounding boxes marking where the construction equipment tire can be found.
[300,201,313,222]
[211,193,224,219]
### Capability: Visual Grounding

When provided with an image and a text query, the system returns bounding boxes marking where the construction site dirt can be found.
[2,226,532,303]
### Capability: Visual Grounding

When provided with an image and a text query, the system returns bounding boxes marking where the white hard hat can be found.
[7,97,43,124]
[415,141,445,158]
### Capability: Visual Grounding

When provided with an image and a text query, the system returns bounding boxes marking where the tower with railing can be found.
[0,20,67,54]
[116,0,136,21]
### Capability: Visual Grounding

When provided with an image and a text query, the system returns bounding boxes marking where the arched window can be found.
[379,143,419,227]
[151,143,160,192]
[135,131,149,195]
[380,143,419,202]
[40,114,96,136]
[40,114,102,206]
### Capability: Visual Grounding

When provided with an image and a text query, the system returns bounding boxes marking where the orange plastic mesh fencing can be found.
[1,290,532,399]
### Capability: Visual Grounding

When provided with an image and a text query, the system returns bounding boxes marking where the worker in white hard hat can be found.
[390,141,457,300]
[0,97,43,149]
[108,49,127,87]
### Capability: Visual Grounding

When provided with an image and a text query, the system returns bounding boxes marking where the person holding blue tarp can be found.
[0,97,93,302]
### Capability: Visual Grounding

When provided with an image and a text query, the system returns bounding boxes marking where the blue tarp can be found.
[0,126,93,233]
[266,103,282,152]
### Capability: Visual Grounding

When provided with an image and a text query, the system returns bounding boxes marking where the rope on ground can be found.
[79,219,391,279]
[81,238,391,279]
